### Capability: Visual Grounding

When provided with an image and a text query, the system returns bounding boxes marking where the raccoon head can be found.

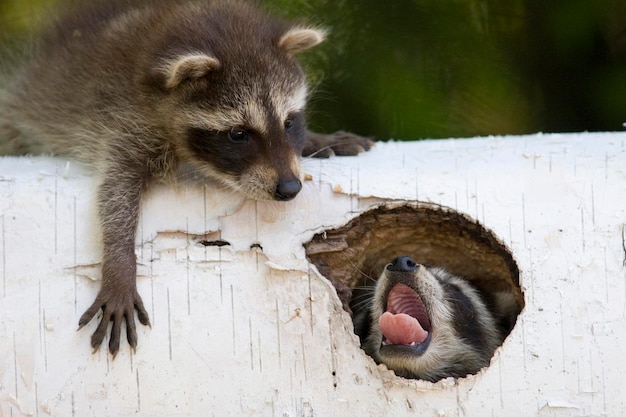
[360,256,503,382]
[146,4,325,201]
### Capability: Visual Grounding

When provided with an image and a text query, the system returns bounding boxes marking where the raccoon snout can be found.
[388,256,419,272]
[273,178,302,201]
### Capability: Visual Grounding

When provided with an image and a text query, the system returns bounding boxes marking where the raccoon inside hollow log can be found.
[0,0,373,356]
[351,257,516,382]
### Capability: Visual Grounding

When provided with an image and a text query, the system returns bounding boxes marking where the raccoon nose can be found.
[388,256,419,272]
[274,179,302,201]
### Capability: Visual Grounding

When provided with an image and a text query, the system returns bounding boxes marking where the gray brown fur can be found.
[0,0,372,356]
[352,256,515,382]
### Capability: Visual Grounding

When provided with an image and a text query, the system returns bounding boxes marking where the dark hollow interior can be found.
[304,204,524,336]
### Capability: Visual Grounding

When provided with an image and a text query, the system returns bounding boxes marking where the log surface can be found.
[1,132,625,416]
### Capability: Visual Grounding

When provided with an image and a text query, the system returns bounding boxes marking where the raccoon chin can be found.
[379,333,432,356]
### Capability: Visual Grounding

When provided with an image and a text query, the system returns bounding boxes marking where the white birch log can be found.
[1,132,625,416]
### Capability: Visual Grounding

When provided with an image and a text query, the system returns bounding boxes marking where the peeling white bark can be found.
[1,132,625,416]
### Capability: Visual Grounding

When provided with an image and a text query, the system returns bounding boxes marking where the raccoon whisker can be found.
[349,298,374,313]
[347,260,377,284]
[351,285,376,292]
[349,290,375,303]
[304,145,335,158]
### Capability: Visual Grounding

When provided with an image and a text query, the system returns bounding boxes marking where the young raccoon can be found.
[352,256,515,382]
[0,0,372,356]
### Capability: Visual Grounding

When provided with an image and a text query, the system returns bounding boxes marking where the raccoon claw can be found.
[303,130,374,158]
[78,288,150,357]
[327,130,375,156]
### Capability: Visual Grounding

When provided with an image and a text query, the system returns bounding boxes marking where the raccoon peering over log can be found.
[0,0,373,356]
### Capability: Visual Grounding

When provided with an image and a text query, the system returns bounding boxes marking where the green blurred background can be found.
[2,0,626,140]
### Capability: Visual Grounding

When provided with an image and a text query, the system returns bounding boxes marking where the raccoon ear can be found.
[278,27,326,55]
[161,53,221,89]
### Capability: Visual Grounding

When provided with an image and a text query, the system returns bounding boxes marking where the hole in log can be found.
[304,203,523,381]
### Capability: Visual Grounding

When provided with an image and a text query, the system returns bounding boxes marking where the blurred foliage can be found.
[0,0,58,36]
[271,0,626,139]
[2,0,626,139]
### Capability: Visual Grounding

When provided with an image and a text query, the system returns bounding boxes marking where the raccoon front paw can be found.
[303,130,375,158]
[78,287,150,357]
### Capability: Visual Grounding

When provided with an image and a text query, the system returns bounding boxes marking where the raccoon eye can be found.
[228,127,249,143]
[284,117,295,131]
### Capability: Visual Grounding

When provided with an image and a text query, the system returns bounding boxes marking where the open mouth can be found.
[379,283,432,354]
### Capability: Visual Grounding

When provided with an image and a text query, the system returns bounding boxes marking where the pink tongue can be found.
[379,311,429,345]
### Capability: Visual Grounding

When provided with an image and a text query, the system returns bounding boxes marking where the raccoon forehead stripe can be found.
[188,85,307,133]
[244,100,270,134]
[188,108,246,132]
[187,104,265,133]
[274,84,308,120]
